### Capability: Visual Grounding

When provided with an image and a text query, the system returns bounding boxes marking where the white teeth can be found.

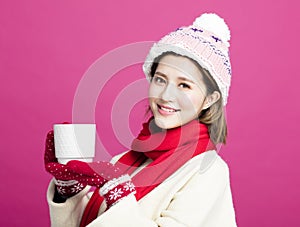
[160,106,176,112]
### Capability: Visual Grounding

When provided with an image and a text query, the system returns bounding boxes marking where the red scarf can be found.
[80,117,215,226]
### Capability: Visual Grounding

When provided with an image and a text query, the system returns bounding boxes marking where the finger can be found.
[66,160,97,176]
[45,162,77,181]
[74,175,107,188]
[44,130,57,164]
[67,160,121,179]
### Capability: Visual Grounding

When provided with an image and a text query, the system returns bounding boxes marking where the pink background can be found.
[1,0,299,226]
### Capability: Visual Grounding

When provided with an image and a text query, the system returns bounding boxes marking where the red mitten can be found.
[44,130,86,197]
[44,130,128,198]
[44,129,136,206]
[99,175,136,209]
[66,160,136,209]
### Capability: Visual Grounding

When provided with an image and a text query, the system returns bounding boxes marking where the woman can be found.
[45,13,237,226]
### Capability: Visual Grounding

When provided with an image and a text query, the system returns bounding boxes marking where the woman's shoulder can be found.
[187,150,230,179]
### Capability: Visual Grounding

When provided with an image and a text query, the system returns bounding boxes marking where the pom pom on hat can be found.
[192,13,231,47]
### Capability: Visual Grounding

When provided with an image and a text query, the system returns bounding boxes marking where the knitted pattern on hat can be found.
[143,13,231,105]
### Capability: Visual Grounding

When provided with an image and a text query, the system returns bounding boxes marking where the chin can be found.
[154,116,180,129]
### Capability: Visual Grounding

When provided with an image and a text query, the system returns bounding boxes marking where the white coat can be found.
[47,150,237,227]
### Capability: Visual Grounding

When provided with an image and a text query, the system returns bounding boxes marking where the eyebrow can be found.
[155,71,195,84]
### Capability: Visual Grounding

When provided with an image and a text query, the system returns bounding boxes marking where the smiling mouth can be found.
[157,104,180,113]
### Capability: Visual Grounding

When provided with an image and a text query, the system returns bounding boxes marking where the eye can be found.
[153,75,166,85]
[178,83,191,89]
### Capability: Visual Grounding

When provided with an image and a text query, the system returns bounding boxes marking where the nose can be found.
[160,83,176,102]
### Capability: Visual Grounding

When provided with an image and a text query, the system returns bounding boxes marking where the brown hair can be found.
[149,52,227,144]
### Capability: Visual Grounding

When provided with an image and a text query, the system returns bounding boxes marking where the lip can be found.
[157,104,180,116]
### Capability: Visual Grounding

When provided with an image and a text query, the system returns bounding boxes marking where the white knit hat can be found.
[143,13,231,106]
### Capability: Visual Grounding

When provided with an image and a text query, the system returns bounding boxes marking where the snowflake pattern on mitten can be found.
[100,174,136,208]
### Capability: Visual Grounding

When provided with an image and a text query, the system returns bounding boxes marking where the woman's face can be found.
[149,54,208,129]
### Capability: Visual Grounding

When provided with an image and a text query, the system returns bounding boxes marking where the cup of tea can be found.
[53,124,96,164]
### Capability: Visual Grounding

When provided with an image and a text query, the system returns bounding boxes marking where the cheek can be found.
[148,97,155,106]
[148,83,160,99]
[181,93,205,111]
[148,85,156,106]
[148,85,154,98]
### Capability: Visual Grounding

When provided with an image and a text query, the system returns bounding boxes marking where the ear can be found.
[203,91,221,110]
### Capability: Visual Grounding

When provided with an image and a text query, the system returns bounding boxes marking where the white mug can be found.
[53,124,96,164]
